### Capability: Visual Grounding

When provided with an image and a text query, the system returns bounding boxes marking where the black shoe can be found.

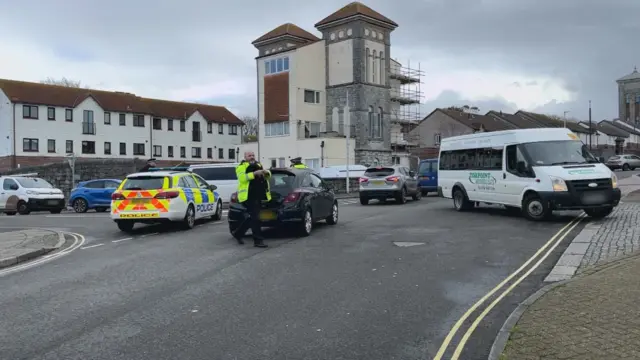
[254,241,267,248]
[232,232,244,244]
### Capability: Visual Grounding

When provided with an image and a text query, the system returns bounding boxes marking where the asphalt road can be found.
[0,196,583,360]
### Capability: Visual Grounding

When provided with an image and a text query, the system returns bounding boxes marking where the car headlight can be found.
[612,174,618,189]
[26,190,38,195]
[549,176,568,192]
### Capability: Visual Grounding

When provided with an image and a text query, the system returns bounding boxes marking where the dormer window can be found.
[265,56,289,75]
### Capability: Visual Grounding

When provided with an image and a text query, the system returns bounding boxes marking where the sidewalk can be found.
[0,229,64,268]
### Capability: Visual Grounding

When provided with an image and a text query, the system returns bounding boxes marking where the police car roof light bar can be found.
[147,166,191,172]
[12,173,39,177]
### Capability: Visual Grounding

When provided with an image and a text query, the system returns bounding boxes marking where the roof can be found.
[617,67,640,82]
[252,23,320,45]
[440,109,515,132]
[486,111,542,129]
[439,128,586,150]
[609,120,640,136]
[0,78,243,125]
[516,111,591,134]
[597,121,631,137]
[126,171,190,177]
[315,2,398,28]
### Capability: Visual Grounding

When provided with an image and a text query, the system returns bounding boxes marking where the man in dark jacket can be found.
[138,158,157,172]
[233,151,271,247]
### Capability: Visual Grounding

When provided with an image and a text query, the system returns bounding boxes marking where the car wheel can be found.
[584,206,614,219]
[298,209,312,237]
[117,220,135,232]
[50,209,62,214]
[452,188,472,211]
[212,200,222,220]
[73,198,88,213]
[17,201,30,215]
[326,202,338,225]
[622,163,630,171]
[182,205,196,230]
[421,190,429,196]
[95,207,107,213]
[522,194,551,221]
[360,196,369,205]
[412,189,422,201]
[396,187,407,204]
[5,212,16,216]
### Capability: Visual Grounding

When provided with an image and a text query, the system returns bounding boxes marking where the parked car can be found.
[417,158,438,196]
[69,179,122,213]
[227,168,338,237]
[0,175,65,215]
[606,155,640,171]
[189,163,239,203]
[358,165,421,205]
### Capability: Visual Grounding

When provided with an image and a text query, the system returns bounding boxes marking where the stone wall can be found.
[324,177,360,195]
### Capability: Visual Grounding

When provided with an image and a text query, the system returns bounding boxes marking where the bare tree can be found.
[242,116,258,136]
[40,77,82,88]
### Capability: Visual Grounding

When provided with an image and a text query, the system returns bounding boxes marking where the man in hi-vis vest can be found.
[290,157,308,169]
[233,151,271,247]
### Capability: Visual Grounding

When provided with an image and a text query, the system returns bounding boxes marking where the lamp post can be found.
[65,153,76,188]
[563,111,570,128]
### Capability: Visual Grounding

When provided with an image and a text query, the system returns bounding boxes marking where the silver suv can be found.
[606,155,640,171]
[358,166,421,205]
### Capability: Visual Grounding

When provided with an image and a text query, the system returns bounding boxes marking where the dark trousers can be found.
[235,198,264,242]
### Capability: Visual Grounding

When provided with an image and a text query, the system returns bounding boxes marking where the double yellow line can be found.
[433,214,586,360]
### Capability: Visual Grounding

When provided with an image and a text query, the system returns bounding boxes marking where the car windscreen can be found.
[191,167,236,181]
[268,172,296,198]
[521,140,599,166]
[418,162,432,174]
[15,177,53,188]
[364,167,395,177]
[121,176,166,190]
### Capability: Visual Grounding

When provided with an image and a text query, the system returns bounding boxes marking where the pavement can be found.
[494,173,640,360]
[0,229,64,268]
[0,196,581,360]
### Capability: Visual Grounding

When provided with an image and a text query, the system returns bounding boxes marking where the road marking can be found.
[45,214,109,218]
[0,232,86,277]
[433,214,585,360]
[81,243,104,249]
[112,237,132,243]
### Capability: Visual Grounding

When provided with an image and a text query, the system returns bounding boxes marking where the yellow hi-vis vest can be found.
[292,164,308,169]
[236,161,272,203]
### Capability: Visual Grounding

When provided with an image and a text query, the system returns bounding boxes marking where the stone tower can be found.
[617,67,640,125]
[315,2,398,166]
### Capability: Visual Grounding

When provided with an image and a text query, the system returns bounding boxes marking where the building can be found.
[0,79,244,171]
[247,1,422,169]
[617,67,640,123]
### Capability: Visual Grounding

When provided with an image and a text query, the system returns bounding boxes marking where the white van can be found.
[0,174,65,215]
[437,128,621,220]
[189,163,239,203]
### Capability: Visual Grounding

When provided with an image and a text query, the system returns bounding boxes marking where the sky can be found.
[1,0,638,121]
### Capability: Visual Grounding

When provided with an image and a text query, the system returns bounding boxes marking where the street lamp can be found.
[65,153,76,188]
[563,111,570,128]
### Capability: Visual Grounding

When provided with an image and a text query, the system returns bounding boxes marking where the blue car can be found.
[418,158,438,195]
[69,179,122,213]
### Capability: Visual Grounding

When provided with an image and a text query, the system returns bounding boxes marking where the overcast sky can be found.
[1,0,638,121]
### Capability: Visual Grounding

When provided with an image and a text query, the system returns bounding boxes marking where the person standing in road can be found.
[138,158,157,172]
[233,151,271,248]
[290,157,308,169]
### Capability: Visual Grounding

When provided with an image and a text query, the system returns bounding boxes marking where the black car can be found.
[228,168,339,237]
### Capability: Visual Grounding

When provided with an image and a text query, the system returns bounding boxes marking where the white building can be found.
[0,79,243,170]
[243,2,422,170]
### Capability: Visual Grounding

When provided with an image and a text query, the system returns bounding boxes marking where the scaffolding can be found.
[389,60,424,162]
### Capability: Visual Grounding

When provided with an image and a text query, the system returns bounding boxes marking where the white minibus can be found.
[437,128,621,220]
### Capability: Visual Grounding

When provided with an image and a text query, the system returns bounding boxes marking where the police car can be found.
[110,167,222,232]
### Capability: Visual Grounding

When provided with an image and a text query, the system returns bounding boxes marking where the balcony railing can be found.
[192,130,202,142]
[298,121,355,139]
[82,122,96,135]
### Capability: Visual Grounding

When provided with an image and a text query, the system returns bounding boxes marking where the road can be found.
[0,196,583,360]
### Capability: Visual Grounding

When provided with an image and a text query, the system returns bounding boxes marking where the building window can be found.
[264,121,290,137]
[365,48,370,82]
[228,148,236,160]
[81,141,95,154]
[229,125,238,135]
[119,113,126,126]
[153,145,162,157]
[264,56,290,75]
[168,146,174,158]
[119,142,126,155]
[82,110,96,135]
[133,114,145,127]
[65,109,73,122]
[207,122,213,133]
[83,110,94,122]
[434,133,442,145]
[304,121,321,138]
[23,105,38,119]
[218,148,224,159]
[47,139,55,153]
[304,90,321,104]
[192,147,201,158]
[180,146,186,158]
[168,119,173,131]
[372,50,377,84]
[207,148,212,158]
[104,112,111,124]
[180,120,186,132]
[153,118,162,130]
[379,51,385,85]
[133,143,145,155]
[218,124,224,134]
[104,142,111,155]
[66,140,73,154]
[47,107,55,120]
[367,107,382,139]
[22,138,38,152]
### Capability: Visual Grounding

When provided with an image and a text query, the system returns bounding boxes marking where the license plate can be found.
[259,210,276,221]
[131,198,148,204]
[372,180,385,185]
[582,192,607,205]
[47,200,59,205]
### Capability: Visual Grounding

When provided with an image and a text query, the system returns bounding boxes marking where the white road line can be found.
[112,237,132,243]
[81,243,104,250]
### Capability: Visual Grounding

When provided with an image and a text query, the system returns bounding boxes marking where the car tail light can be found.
[386,176,400,182]
[359,177,368,183]
[155,191,180,199]
[284,191,302,203]
[111,192,125,200]
[230,192,238,203]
